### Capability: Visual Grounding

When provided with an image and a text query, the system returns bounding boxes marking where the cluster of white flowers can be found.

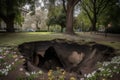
[102,61,110,67]
[25,71,37,76]
[25,70,43,76]
[84,56,120,80]
[0,47,20,76]
[0,64,12,76]
[111,56,120,64]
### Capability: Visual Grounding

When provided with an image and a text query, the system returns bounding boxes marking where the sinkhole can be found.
[18,39,115,74]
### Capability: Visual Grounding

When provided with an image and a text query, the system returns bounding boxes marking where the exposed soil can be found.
[18,39,115,75]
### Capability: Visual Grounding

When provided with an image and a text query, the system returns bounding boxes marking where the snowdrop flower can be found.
[38,70,43,74]
[87,73,92,78]
[6,66,9,69]
[91,71,96,76]
[15,58,18,62]
[25,72,30,76]
[19,68,23,71]
[117,71,119,74]
[98,68,104,71]
[31,71,36,74]
[20,56,24,58]
[12,62,14,65]
[114,66,117,69]
[8,64,11,68]
[4,71,8,76]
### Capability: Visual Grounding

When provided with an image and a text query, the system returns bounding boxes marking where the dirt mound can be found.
[18,39,115,75]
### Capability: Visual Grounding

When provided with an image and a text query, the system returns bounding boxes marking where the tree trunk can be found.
[65,2,75,35]
[36,21,40,31]
[61,27,64,32]
[6,19,15,32]
[91,19,97,31]
[47,26,50,32]
[0,21,1,29]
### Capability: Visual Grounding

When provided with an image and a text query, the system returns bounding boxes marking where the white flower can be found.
[114,66,117,69]
[12,62,14,65]
[8,64,11,68]
[15,58,18,62]
[91,71,96,76]
[31,71,36,74]
[98,68,104,71]
[5,71,8,76]
[25,72,30,76]
[19,68,23,71]
[87,74,92,78]
[6,66,9,69]
[117,71,119,74]
[38,70,43,74]
[20,56,24,58]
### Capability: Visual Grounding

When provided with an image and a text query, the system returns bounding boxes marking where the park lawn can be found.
[0,32,65,46]
[0,32,120,51]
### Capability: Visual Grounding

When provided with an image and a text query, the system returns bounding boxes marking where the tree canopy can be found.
[0,0,34,32]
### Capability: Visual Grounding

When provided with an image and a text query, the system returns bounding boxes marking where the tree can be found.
[98,0,120,34]
[47,5,66,32]
[80,0,113,31]
[33,9,47,31]
[0,0,34,32]
[0,18,1,29]
[44,0,81,34]
[22,9,47,31]
[65,0,81,34]
[75,12,91,31]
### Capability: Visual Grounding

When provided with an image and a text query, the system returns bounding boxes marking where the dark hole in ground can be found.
[18,39,115,75]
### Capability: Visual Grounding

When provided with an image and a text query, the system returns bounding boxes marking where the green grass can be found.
[0,32,120,51]
[0,32,65,46]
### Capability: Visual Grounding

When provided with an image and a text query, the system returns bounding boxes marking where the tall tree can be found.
[44,0,81,34]
[0,0,34,32]
[80,0,113,31]
[65,0,81,34]
[47,4,66,32]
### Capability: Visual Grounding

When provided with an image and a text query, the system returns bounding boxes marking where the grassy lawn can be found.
[0,32,65,46]
[0,32,120,50]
